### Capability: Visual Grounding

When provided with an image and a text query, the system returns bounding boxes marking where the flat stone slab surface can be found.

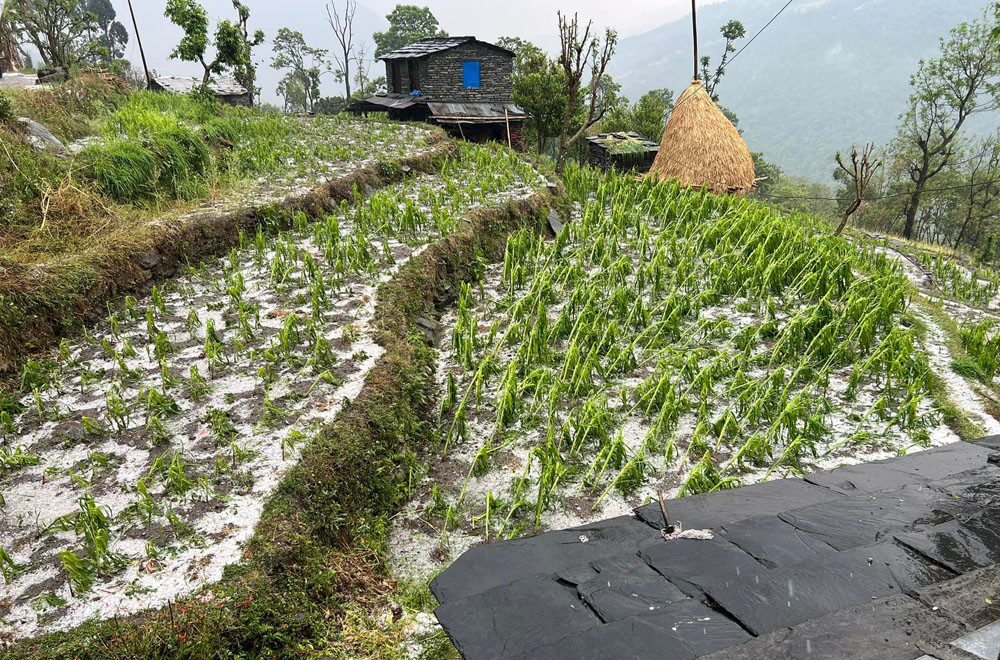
[432,442,1000,658]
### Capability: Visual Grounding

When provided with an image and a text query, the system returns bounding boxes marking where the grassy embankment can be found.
[0,75,445,378]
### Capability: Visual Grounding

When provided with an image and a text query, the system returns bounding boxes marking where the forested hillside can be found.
[611,0,988,181]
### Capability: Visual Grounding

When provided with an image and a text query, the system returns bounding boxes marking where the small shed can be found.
[586,132,660,173]
[351,37,528,143]
[150,75,251,107]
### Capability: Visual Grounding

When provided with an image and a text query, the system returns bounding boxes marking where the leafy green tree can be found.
[751,152,782,197]
[700,20,746,102]
[894,10,1000,239]
[601,88,674,142]
[272,28,327,113]
[510,41,574,154]
[79,0,127,61]
[314,96,346,114]
[8,0,99,68]
[373,5,446,58]
[228,1,265,103]
[164,0,259,92]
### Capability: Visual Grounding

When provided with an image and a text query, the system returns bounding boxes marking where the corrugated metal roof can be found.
[152,75,247,96]
[380,37,513,60]
[426,101,527,121]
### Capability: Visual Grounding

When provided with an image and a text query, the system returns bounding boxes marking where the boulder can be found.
[15,118,68,156]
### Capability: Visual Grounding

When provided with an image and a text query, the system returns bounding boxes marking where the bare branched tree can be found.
[834,143,882,237]
[954,136,1000,250]
[554,12,617,175]
[326,0,356,102]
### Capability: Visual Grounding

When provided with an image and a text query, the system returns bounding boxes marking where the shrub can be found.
[0,91,12,125]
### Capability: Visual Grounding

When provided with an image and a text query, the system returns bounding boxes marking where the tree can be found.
[373,5,446,59]
[229,1,264,104]
[8,0,99,68]
[700,20,746,102]
[78,0,127,61]
[165,0,250,91]
[272,28,327,113]
[833,144,882,237]
[351,42,384,99]
[555,12,617,174]
[0,3,24,71]
[953,135,1000,250]
[314,96,346,114]
[327,0,356,102]
[510,40,573,154]
[894,11,1000,239]
[601,88,674,142]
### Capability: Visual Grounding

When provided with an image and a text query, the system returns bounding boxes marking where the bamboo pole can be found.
[505,108,512,149]
[691,0,699,81]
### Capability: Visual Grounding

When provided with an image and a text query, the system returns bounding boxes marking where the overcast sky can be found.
[100,0,725,105]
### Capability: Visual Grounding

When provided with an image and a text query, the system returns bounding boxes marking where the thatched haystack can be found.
[647,80,755,195]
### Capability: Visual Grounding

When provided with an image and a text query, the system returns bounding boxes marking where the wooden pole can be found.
[127,0,152,89]
[504,108,512,149]
[691,0,699,81]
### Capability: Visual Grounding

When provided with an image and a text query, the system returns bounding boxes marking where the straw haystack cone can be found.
[647,80,755,195]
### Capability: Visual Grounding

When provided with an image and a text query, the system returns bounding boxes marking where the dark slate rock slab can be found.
[973,435,1000,451]
[634,478,842,531]
[804,461,923,493]
[916,565,1000,629]
[701,542,952,636]
[895,510,1000,575]
[721,514,836,568]
[576,570,689,623]
[641,536,767,598]
[928,467,1000,508]
[777,484,961,551]
[698,595,965,660]
[430,515,659,604]
[508,615,698,660]
[645,598,753,656]
[509,600,751,660]
[883,442,993,481]
[434,573,601,659]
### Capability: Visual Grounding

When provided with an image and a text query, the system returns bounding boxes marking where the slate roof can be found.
[151,75,247,97]
[379,37,514,60]
[432,438,1000,659]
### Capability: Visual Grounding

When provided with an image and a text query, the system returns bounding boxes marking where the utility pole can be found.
[127,0,152,89]
[691,0,699,81]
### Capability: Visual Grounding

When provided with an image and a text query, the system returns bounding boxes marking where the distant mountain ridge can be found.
[610,0,990,182]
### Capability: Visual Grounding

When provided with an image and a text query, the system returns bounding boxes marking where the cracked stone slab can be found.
[702,543,954,636]
[895,510,1000,575]
[576,566,689,623]
[641,536,768,598]
[435,573,601,659]
[633,477,843,531]
[430,515,660,604]
[508,599,751,660]
[721,514,836,568]
[916,565,1000,630]
[777,484,970,551]
[699,595,965,660]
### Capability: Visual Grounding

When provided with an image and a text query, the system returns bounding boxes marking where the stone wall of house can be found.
[385,59,412,94]
[383,42,513,102]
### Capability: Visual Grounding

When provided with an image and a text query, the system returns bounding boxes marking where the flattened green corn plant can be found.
[432,161,941,543]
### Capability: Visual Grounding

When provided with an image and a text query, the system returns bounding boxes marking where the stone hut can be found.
[150,75,251,107]
[351,37,527,143]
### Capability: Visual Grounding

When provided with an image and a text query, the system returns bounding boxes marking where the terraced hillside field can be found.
[388,166,1000,657]
[0,143,545,644]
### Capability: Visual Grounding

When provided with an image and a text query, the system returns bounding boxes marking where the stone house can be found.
[351,37,527,143]
[150,75,251,107]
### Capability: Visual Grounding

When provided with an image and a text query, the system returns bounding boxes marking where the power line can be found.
[728,0,795,67]
[761,177,1000,202]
